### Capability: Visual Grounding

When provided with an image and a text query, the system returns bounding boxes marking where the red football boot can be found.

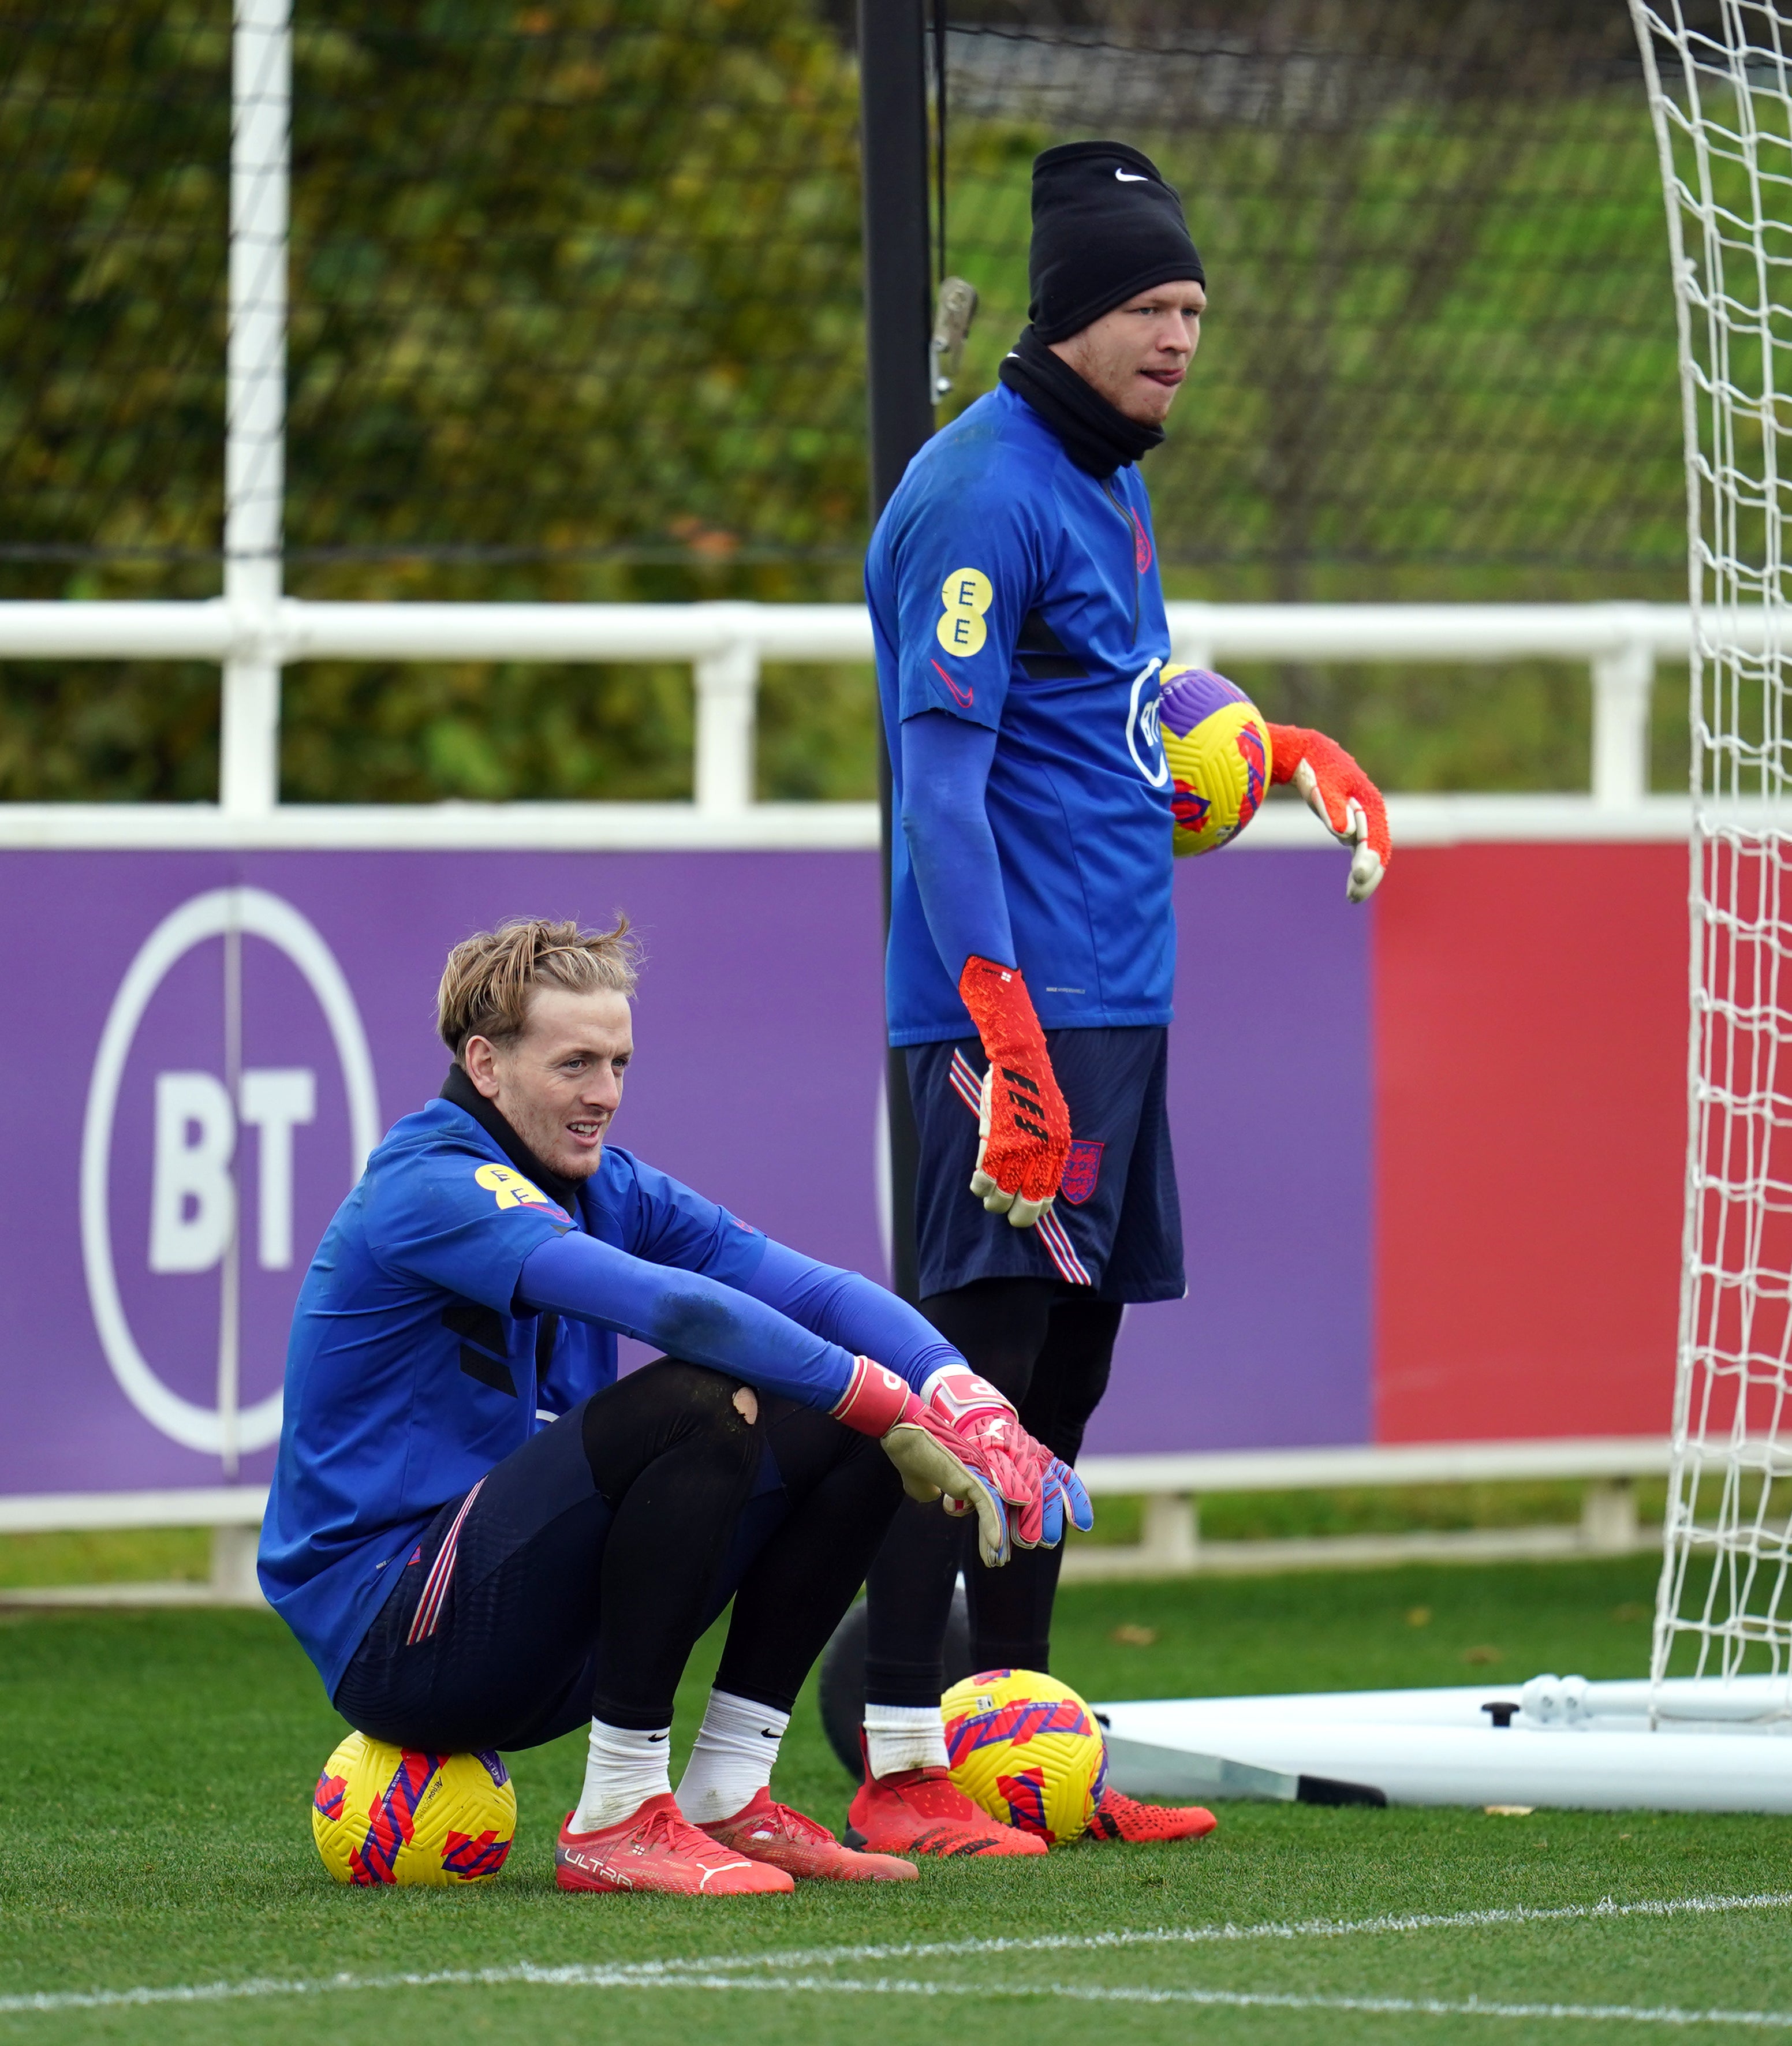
[701,1787,917,1881]
[555,1793,794,1895]
[845,1735,1047,1858]
[1086,1785,1218,1843]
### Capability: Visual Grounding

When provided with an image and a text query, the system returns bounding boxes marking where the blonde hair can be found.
[437,916,639,1059]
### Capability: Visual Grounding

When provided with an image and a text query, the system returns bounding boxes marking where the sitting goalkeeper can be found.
[260,916,1087,1897]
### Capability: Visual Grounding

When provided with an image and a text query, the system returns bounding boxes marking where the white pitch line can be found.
[643,1888,1792,1976]
[3,1890,1790,2022]
[6,1967,1792,2030]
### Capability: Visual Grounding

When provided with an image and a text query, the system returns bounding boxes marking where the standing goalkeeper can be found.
[848,142,1391,1858]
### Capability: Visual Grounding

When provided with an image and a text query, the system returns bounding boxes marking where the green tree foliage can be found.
[0,3,1704,802]
[0,0,872,802]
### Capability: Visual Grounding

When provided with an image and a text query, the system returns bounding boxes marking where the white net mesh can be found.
[1633,1,1792,1698]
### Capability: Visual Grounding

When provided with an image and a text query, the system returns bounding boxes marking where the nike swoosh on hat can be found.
[1115,169,1149,181]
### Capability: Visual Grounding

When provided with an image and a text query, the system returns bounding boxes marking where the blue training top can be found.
[261,1096,955,1694]
[867,380,1177,1047]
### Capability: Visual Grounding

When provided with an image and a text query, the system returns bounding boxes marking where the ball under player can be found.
[849,142,1391,1857]
[260,917,1088,1896]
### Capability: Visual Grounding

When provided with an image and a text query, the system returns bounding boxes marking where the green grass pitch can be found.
[4,1554,1790,2044]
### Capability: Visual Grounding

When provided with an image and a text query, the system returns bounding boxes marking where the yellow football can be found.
[311,1731,515,1886]
[942,1667,1108,1845]
[1158,664,1273,856]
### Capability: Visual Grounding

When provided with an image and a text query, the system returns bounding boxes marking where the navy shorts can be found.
[906,1025,1185,1304]
[333,1386,798,1753]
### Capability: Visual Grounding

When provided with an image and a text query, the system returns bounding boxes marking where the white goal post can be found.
[1634,2,1792,1708]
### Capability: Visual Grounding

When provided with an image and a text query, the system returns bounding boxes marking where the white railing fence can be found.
[0,1438,1678,1606]
[0,594,1742,823]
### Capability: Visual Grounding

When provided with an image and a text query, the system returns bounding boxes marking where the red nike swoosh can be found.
[932,658,973,708]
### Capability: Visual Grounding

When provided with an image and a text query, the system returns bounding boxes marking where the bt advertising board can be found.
[0,838,1685,1505]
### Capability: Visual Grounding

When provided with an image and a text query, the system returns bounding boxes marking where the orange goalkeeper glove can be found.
[1266,724,1391,903]
[957,955,1071,1229]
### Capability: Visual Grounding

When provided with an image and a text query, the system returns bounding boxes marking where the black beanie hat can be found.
[1027,141,1204,344]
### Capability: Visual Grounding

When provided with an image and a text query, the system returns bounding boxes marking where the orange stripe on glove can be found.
[958,956,1071,1229]
[1266,724,1391,903]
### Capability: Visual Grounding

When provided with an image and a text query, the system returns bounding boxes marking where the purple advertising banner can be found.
[0,846,1369,1499]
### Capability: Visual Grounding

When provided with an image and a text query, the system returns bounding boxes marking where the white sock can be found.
[571,1718,671,1834]
[675,1689,790,1825]
[864,1702,949,1779]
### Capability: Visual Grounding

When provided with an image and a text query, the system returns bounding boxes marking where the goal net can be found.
[1633,0,1792,1700]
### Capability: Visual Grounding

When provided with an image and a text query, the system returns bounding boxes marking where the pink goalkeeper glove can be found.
[921,1364,1094,1551]
[1266,723,1391,903]
[830,1357,1010,1567]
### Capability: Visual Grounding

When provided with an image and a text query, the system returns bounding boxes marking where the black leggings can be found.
[335,1359,904,1749]
[863,1278,1120,1707]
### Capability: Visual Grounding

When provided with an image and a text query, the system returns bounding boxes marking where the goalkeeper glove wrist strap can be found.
[959,954,1048,1066]
[830,1356,920,1437]
[920,1361,1017,1425]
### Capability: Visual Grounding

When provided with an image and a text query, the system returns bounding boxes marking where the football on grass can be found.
[942,1668,1108,1844]
[312,1731,516,1885]
[1159,664,1272,856]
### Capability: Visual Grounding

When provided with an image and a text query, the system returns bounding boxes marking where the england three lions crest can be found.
[1059,1139,1103,1205]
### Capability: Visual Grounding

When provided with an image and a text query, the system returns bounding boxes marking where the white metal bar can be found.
[1059,1521,1655,1582]
[1591,642,1656,806]
[693,639,760,813]
[1173,600,1721,663]
[0,801,886,850]
[0,1445,1668,1536]
[222,0,290,818]
[0,794,1718,853]
[0,600,1768,668]
[1075,1435,1677,1495]
[0,794,1719,853]
[280,599,874,664]
[0,1487,268,1534]
[0,597,1782,826]
[0,602,238,659]
[210,1524,265,1601]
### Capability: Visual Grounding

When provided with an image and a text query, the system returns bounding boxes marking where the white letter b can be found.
[149,1072,237,1274]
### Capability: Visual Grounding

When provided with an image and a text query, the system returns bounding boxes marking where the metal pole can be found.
[693,641,760,814]
[858,0,933,1301]
[1591,643,1655,807]
[222,0,290,816]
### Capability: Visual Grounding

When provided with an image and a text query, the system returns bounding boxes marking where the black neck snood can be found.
[440,1062,583,1215]
[998,327,1164,479]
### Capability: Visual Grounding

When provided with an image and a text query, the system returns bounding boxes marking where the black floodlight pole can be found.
[858,0,933,1304]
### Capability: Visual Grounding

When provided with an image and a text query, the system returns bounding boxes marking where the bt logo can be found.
[81,888,379,1459]
[152,1069,317,1275]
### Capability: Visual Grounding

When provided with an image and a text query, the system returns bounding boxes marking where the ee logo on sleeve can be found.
[475,1162,566,1216]
[935,567,993,657]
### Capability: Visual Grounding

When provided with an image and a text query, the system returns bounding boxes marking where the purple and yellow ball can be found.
[1159,665,1273,856]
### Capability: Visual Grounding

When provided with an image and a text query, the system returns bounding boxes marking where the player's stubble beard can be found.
[505,1091,607,1184]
